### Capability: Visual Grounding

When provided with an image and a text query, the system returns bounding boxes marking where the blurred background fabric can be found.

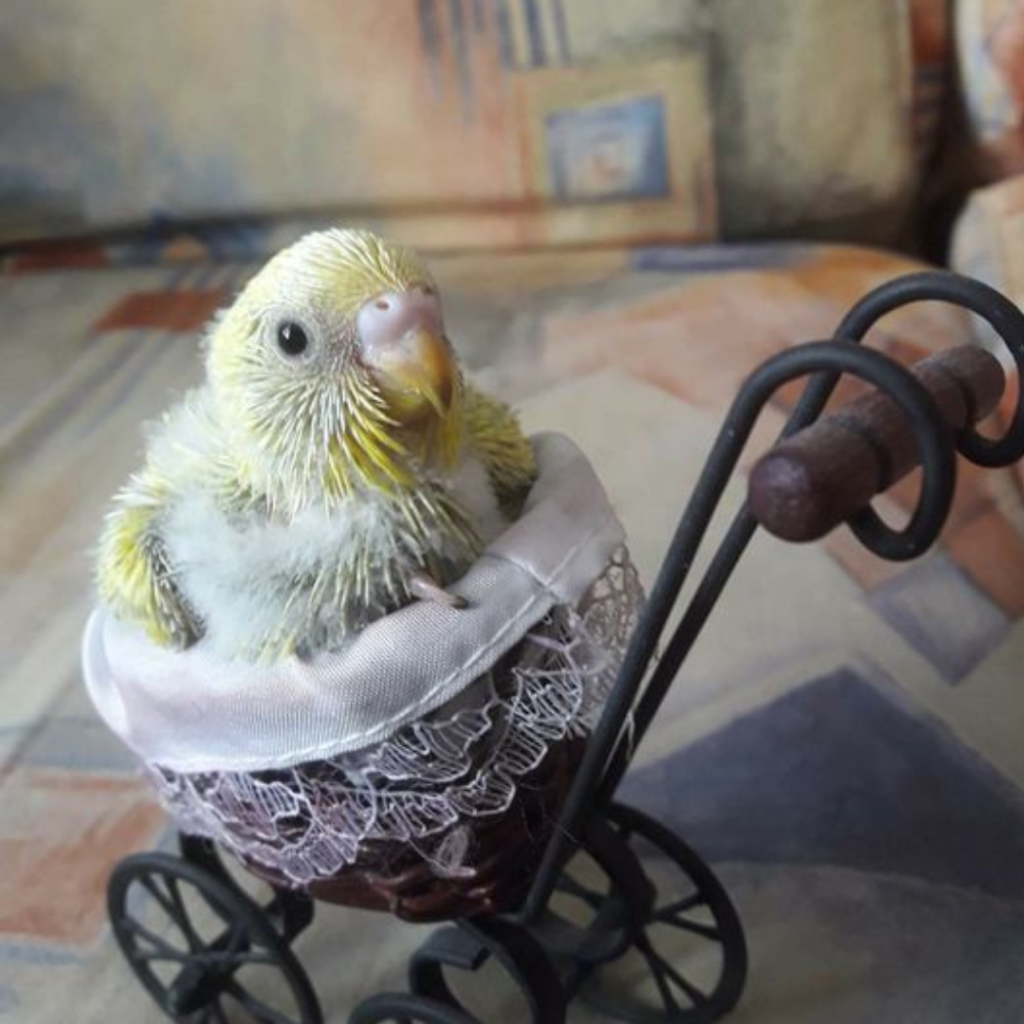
[1,0,950,254]
[2,3,1024,1024]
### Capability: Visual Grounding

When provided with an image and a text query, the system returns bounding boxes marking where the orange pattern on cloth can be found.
[91,289,227,333]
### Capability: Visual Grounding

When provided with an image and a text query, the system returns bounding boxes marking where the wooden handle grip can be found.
[748,346,1005,542]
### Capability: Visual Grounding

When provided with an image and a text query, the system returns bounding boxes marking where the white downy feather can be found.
[161,444,508,660]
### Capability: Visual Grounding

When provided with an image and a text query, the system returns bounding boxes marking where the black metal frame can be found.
[106,271,1024,1024]
[522,270,1024,924]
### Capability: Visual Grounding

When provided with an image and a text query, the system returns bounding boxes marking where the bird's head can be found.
[206,229,463,508]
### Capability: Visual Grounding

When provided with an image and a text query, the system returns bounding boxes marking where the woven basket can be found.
[239,733,585,922]
[232,625,584,922]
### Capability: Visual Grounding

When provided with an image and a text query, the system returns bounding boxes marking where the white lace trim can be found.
[148,551,642,886]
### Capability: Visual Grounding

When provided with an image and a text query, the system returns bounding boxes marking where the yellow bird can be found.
[96,229,536,662]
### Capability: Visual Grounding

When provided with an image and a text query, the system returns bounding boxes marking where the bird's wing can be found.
[462,383,537,518]
[96,470,201,648]
[95,391,224,648]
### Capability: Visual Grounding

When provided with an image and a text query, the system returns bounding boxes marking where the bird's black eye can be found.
[276,321,309,357]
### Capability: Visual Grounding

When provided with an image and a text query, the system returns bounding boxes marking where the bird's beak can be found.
[357,287,457,424]
[369,326,456,423]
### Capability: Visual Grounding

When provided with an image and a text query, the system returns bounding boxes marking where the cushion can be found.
[1,240,1021,1021]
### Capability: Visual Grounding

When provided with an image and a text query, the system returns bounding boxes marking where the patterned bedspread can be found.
[2,242,1022,1023]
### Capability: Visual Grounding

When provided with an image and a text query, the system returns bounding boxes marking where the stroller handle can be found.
[749,345,1006,543]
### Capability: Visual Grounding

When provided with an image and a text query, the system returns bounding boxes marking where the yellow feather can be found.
[463,384,537,516]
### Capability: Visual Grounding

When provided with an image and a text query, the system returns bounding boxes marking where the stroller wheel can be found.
[349,991,479,1023]
[108,850,323,1024]
[570,803,747,1024]
[409,916,566,1024]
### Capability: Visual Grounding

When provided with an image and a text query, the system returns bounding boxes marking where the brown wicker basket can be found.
[241,734,585,923]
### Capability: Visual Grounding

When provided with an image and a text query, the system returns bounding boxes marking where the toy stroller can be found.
[93,272,1024,1024]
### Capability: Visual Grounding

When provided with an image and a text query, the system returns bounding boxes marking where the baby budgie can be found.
[96,229,536,662]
